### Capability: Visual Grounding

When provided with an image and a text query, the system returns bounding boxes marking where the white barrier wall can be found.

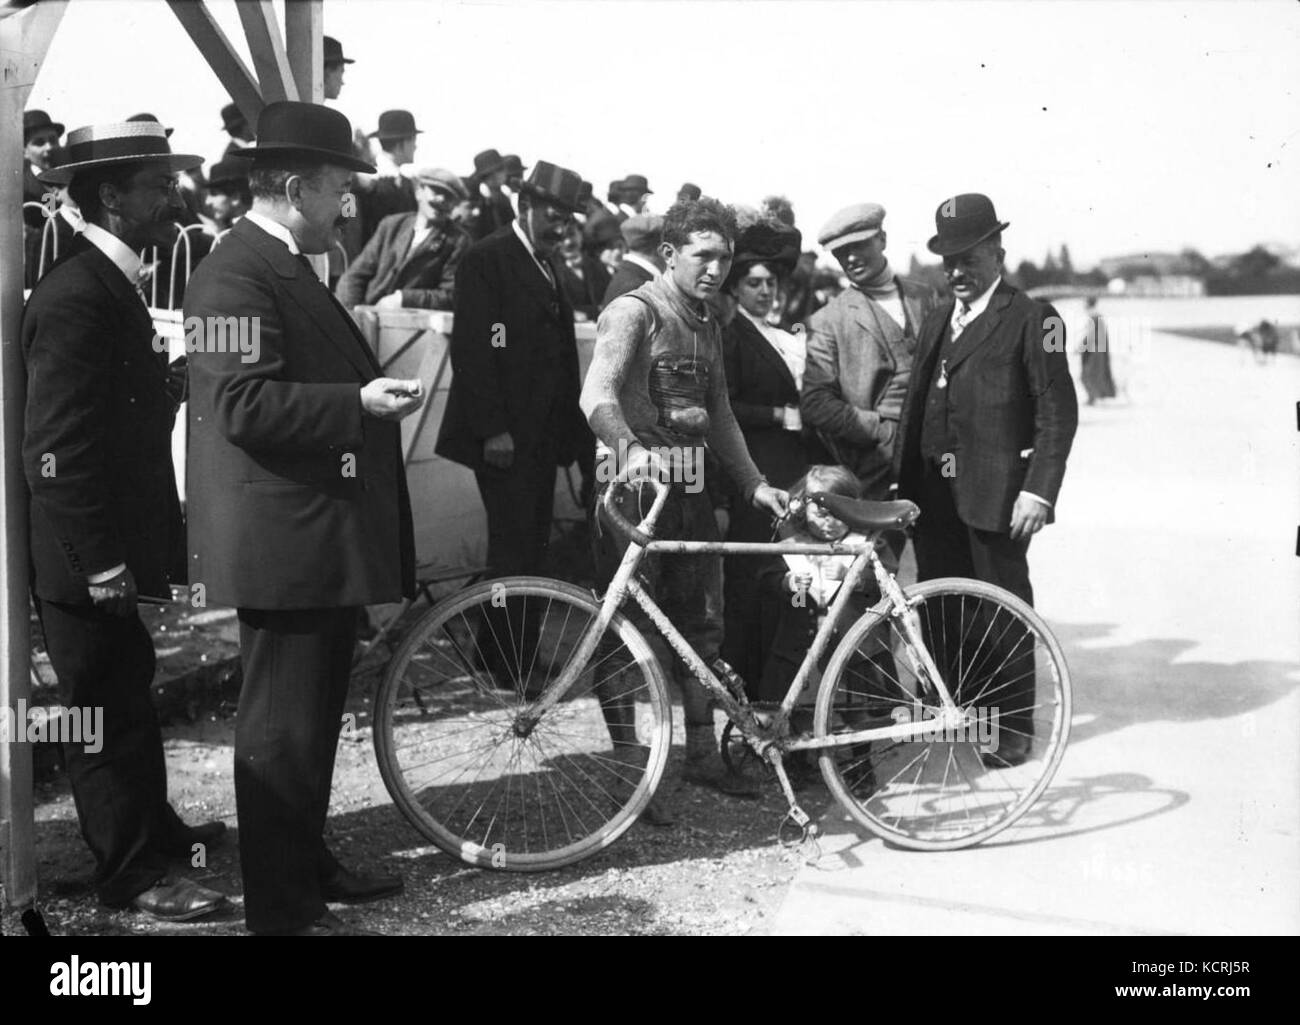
[162,306,598,581]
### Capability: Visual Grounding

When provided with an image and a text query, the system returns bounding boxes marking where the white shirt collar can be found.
[954,275,1002,322]
[244,209,301,254]
[512,220,554,282]
[374,150,406,179]
[622,252,659,277]
[80,223,142,283]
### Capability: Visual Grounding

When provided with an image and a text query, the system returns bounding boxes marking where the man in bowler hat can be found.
[357,108,421,245]
[892,194,1077,767]
[22,120,228,922]
[186,101,424,935]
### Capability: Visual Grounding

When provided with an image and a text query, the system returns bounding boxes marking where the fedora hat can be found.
[241,101,375,173]
[368,109,422,141]
[472,148,506,177]
[518,160,585,214]
[621,174,652,196]
[677,182,702,202]
[24,109,64,142]
[927,193,1009,256]
[207,156,251,191]
[220,102,248,136]
[128,113,174,138]
[38,121,202,186]
[323,36,354,65]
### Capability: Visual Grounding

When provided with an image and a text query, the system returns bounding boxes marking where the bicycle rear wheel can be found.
[814,578,1070,850]
[373,576,672,871]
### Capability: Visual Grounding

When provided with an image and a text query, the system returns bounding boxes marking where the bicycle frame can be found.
[523,477,964,757]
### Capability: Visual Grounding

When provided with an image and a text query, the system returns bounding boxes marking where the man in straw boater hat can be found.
[21,120,229,923]
[892,193,1078,768]
[185,101,425,935]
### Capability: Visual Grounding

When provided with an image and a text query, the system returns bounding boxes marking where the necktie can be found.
[952,302,971,341]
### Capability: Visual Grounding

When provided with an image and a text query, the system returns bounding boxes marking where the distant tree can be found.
[1015,259,1043,290]
[1178,247,1213,277]
[1231,245,1281,279]
[1058,244,1075,282]
[1041,248,1060,285]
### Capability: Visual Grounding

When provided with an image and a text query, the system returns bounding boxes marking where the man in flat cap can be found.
[337,166,470,310]
[893,193,1077,768]
[802,203,938,503]
[186,101,424,935]
[22,120,228,923]
[601,213,665,308]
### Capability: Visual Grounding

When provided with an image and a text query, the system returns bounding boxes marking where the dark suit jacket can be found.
[335,213,469,310]
[558,254,610,320]
[22,236,186,603]
[722,313,807,492]
[435,226,591,472]
[601,257,656,309]
[801,278,937,498]
[358,175,417,249]
[894,281,1078,531]
[185,217,415,609]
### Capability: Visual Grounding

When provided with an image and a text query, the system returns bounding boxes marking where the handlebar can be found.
[600,472,671,547]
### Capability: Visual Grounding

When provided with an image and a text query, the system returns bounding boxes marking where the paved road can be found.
[773,334,1300,935]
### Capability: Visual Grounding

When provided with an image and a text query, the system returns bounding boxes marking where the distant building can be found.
[1098,252,1207,297]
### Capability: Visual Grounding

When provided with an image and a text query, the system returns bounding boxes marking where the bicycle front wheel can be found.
[814,578,1071,850]
[373,576,672,871]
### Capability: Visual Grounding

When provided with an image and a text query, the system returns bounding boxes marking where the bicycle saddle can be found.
[807,492,920,532]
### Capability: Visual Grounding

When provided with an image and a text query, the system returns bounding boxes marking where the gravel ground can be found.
[4,683,831,937]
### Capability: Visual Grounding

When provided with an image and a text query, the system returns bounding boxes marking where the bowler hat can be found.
[621,174,652,196]
[818,202,885,250]
[518,160,585,214]
[128,113,174,138]
[368,109,422,141]
[324,36,354,65]
[502,154,525,178]
[413,166,468,201]
[240,101,375,173]
[207,157,251,191]
[23,109,64,143]
[220,102,248,136]
[38,121,202,186]
[620,213,664,252]
[677,182,702,202]
[927,193,1009,256]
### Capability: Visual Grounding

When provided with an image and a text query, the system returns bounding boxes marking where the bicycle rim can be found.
[374,576,672,870]
[814,578,1071,850]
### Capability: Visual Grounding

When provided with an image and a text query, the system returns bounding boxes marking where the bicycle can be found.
[373,473,1072,871]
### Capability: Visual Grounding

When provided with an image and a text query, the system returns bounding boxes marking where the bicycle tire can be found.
[814,577,1071,851]
[373,576,672,871]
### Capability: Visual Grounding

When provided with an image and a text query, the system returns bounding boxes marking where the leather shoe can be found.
[981,731,1032,769]
[164,819,227,858]
[132,877,228,922]
[320,864,404,904]
[279,910,380,936]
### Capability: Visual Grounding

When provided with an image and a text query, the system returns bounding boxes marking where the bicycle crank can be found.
[770,752,822,864]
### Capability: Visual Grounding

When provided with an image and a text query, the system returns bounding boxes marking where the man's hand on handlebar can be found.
[624,444,665,485]
[751,482,788,519]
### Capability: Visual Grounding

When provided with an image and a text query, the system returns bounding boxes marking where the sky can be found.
[25,0,1300,270]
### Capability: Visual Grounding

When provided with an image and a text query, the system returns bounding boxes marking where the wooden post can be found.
[284,0,323,104]
[236,0,298,103]
[0,0,68,914]
[167,0,264,127]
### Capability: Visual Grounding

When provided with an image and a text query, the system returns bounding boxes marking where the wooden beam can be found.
[284,0,322,104]
[166,0,264,127]
[236,0,297,104]
[0,0,69,915]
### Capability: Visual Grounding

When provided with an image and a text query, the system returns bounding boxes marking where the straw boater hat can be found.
[38,121,202,185]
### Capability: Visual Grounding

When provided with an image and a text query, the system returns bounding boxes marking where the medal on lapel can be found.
[937,358,948,389]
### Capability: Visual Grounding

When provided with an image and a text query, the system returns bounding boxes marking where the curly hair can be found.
[662,196,738,249]
[786,464,862,530]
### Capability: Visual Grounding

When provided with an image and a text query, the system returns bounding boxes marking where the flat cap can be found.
[621,213,664,251]
[413,166,469,200]
[817,202,886,250]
